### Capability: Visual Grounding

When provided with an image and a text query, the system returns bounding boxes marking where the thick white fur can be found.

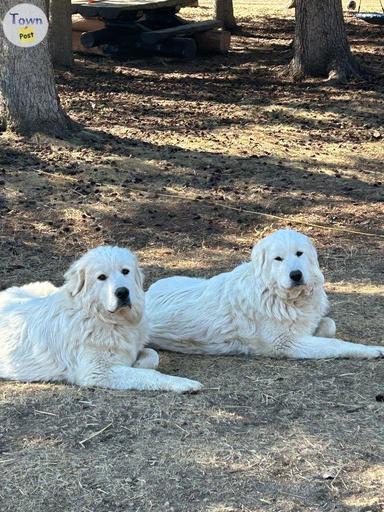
[147,230,384,359]
[0,246,202,393]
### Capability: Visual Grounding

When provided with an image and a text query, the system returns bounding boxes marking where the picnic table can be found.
[71,0,226,59]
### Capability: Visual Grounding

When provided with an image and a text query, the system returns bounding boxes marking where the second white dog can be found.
[147,230,384,359]
[0,246,202,393]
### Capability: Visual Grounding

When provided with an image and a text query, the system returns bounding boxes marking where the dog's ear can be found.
[64,261,86,297]
[309,243,319,265]
[302,234,320,266]
[251,239,266,270]
[134,265,144,290]
[306,238,325,283]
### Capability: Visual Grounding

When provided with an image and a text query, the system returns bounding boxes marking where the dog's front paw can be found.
[315,317,336,338]
[364,345,384,359]
[133,348,160,369]
[169,376,203,394]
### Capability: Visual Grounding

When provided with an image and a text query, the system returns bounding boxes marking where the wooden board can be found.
[139,19,222,44]
[72,0,196,18]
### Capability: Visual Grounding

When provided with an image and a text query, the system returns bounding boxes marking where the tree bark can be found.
[50,0,74,69]
[288,0,368,82]
[0,0,73,135]
[215,0,238,32]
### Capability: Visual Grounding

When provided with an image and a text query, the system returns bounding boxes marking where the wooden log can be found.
[193,29,230,54]
[155,36,197,58]
[140,19,222,44]
[80,27,125,48]
[72,30,105,55]
[105,36,197,59]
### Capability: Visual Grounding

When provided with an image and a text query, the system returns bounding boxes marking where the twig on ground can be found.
[79,422,113,447]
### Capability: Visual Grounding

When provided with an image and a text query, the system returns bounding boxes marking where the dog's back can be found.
[148,275,204,296]
[0,281,57,309]
[146,268,252,354]
[146,275,209,352]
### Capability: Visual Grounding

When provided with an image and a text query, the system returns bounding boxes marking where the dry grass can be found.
[0,1,384,511]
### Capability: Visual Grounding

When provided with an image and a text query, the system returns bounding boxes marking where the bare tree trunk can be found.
[288,0,368,82]
[0,0,73,135]
[215,0,238,32]
[50,0,74,69]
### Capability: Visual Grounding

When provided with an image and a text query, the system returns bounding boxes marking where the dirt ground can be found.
[0,1,384,511]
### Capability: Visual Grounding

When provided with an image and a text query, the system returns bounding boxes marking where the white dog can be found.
[147,230,384,359]
[0,246,202,393]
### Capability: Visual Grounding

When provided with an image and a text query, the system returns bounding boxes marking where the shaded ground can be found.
[0,1,383,511]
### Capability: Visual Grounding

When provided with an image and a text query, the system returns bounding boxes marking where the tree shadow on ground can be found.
[65,23,384,144]
[0,123,382,291]
[69,129,383,202]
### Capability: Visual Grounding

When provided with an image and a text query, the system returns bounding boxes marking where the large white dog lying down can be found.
[0,246,201,393]
[147,230,384,359]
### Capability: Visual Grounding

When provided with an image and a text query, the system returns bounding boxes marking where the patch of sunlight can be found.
[194,451,265,472]
[220,231,265,248]
[0,382,64,403]
[264,104,339,125]
[208,408,245,422]
[31,221,56,235]
[3,187,24,200]
[343,496,383,508]
[326,281,384,297]
[343,465,384,507]
[272,101,382,124]
[20,435,61,449]
[87,203,116,215]
[104,156,151,175]
[35,169,77,184]
[193,0,289,17]
[141,254,224,272]
[206,506,238,512]
[142,245,236,270]
[62,208,86,221]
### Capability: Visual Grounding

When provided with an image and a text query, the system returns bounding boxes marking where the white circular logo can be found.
[2,3,48,48]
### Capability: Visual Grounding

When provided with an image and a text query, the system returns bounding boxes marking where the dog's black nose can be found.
[290,270,303,283]
[115,287,129,300]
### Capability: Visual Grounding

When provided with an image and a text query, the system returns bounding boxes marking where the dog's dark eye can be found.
[122,269,130,275]
[296,251,303,257]
[275,257,283,261]
[97,274,107,281]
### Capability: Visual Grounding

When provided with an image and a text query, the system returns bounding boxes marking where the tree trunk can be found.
[50,0,74,69]
[0,0,73,135]
[215,0,238,32]
[288,0,368,82]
